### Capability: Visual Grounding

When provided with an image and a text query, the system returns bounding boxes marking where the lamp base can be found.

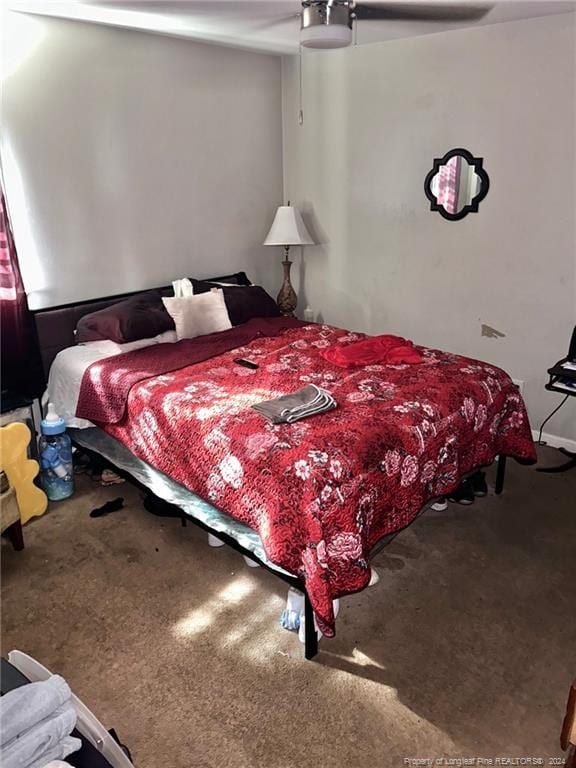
[277,259,297,317]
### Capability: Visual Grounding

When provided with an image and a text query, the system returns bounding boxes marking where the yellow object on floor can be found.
[0,423,47,524]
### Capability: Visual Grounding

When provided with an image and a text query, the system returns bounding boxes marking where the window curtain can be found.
[0,187,42,398]
[437,155,461,215]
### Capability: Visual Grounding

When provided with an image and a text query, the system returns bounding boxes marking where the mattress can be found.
[46,344,117,429]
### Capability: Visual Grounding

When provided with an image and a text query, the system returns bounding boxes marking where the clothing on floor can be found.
[99,469,125,487]
[252,384,336,424]
[89,497,125,518]
[143,494,185,519]
[321,334,423,368]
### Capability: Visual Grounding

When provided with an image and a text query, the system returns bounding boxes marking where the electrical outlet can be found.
[512,379,525,395]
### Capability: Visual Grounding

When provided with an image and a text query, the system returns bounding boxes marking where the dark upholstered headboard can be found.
[32,287,169,381]
[32,272,251,382]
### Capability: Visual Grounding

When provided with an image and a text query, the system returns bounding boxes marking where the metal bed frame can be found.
[73,433,507,661]
[72,435,325,659]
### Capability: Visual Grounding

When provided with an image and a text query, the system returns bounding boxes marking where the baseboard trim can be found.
[532,430,576,453]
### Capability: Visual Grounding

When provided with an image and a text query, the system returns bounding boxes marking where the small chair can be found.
[539,325,576,473]
[0,423,47,550]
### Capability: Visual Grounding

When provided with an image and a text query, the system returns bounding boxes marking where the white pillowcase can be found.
[162,289,232,341]
[78,330,177,354]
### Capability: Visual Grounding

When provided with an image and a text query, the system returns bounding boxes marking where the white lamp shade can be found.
[263,206,314,247]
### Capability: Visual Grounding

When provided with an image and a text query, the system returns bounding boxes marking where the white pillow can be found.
[154,330,178,345]
[162,289,232,341]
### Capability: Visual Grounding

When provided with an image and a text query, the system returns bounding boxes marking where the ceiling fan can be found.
[264,1,492,49]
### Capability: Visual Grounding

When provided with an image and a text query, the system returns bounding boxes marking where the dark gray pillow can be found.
[75,290,174,343]
[190,281,280,326]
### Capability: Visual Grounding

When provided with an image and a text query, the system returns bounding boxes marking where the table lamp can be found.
[263,203,314,316]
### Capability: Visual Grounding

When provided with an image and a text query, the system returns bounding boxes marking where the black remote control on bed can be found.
[234,358,259,370]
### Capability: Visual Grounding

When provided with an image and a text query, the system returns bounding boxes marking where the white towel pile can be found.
[0,675,81,768]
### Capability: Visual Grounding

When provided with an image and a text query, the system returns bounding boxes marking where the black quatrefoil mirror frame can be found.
[424,148,490,221]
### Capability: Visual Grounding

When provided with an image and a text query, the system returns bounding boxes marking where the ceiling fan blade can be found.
[353,2,492,22]
[247,13,301,32]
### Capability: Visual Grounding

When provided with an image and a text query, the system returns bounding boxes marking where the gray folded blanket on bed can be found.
[252,384,336,424]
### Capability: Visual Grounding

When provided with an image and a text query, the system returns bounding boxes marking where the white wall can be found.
[1,13,283,308]
[283,13,576,442]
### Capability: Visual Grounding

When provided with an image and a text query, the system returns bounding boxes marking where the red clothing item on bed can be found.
[77,321,536,637]
[321,334,423,367]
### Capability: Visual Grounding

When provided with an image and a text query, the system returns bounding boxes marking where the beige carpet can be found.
[1,445,575,766]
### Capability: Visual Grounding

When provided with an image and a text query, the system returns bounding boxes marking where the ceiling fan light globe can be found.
[300,24,353,49]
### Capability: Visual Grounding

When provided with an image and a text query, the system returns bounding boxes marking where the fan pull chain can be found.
[298,44,304,125]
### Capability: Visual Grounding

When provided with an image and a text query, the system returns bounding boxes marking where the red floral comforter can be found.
[82,321,536,636]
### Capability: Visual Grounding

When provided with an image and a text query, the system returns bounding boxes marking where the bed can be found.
[34,280,537,659]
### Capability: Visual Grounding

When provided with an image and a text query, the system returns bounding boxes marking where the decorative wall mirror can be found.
[424,148,490,221]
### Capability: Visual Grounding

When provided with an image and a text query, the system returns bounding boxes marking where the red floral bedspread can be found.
[83,322,536,636]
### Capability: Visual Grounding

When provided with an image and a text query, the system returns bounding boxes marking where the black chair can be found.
[537,326,576,473]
